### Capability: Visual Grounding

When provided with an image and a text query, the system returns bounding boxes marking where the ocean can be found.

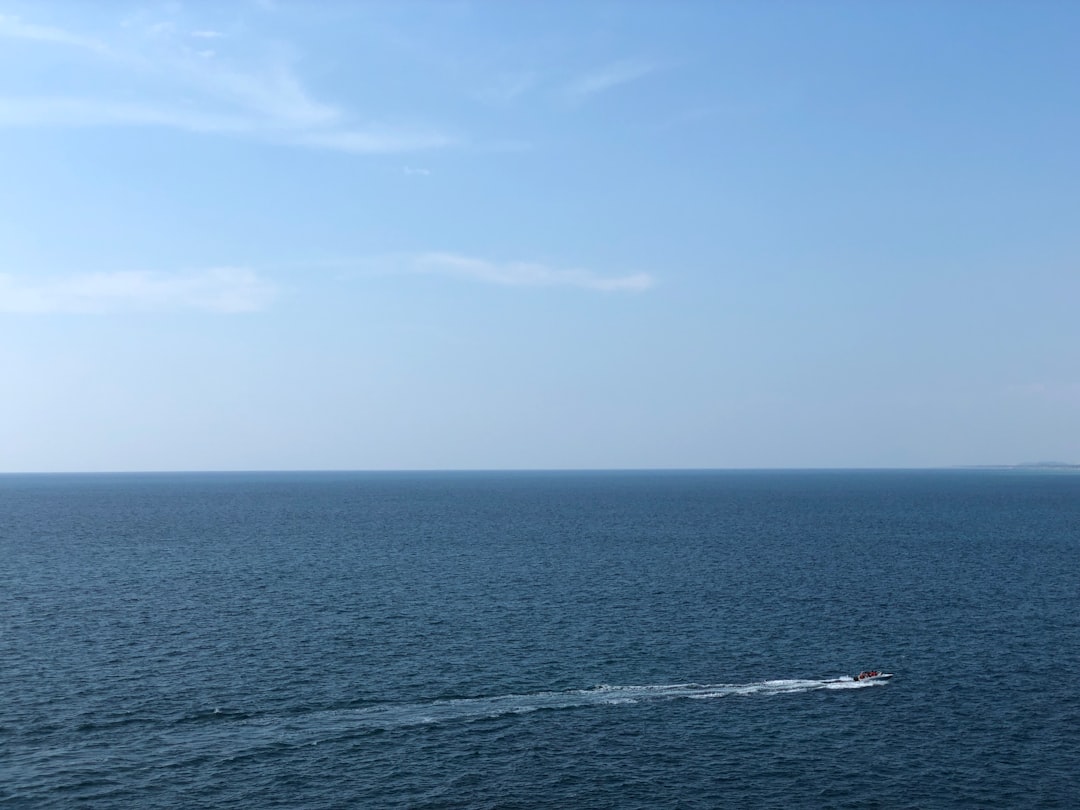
[3,470,1078,808]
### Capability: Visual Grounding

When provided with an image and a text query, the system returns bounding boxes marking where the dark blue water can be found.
[3,470,1078,808]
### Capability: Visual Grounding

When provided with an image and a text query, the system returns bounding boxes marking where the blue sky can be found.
[1,1,1078,471]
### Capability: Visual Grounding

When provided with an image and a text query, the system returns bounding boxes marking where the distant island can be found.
[963,462,1080,470]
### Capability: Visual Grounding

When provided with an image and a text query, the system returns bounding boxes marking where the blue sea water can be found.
[2,470,1078,808]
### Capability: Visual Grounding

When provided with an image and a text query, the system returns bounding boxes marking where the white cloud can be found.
[0,269,277,314]
[0,13,112,55]
[565,60,657,103]
[300,128,455,154]
[181,59,341,128]
[395,252,653,292]
[477,72,538,105]
[0,95,456,153]
[0,96,252,133]
[1007,382,1080,404]
[0,12,455,155]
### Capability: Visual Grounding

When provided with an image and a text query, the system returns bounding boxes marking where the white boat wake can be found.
[108,676,893,763]
[270,676,893,737]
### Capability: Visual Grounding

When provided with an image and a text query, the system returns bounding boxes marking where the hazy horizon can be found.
[3,464,1078,476]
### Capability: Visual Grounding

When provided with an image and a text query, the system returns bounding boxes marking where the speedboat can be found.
[853,670,892,681]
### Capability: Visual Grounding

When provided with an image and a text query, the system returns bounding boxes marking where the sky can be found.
[1,0,1078,472]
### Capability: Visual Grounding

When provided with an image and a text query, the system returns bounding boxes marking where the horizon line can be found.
[2,464,1076,476]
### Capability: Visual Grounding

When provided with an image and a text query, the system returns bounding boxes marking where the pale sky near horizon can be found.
[1,1,1078,472]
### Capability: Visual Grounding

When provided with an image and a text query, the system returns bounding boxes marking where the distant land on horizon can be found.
[962,462,1080,470]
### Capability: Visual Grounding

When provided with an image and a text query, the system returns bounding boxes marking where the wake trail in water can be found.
[264,676,889,741]
[11,677,892,777]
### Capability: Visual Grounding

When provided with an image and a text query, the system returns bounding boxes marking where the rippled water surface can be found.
[3,470,1079,807]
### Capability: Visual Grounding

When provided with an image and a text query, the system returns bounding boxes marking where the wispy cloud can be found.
[383,252,653,292]
[0,12,112,55]
[1007,382,1080,404]
[0,97,251,133]
[565,60,657,103]
[0,269,277,314]
[0,12,455,154]
[300,128,454,154]
[476,71,538,105]
[178,57,341,129]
